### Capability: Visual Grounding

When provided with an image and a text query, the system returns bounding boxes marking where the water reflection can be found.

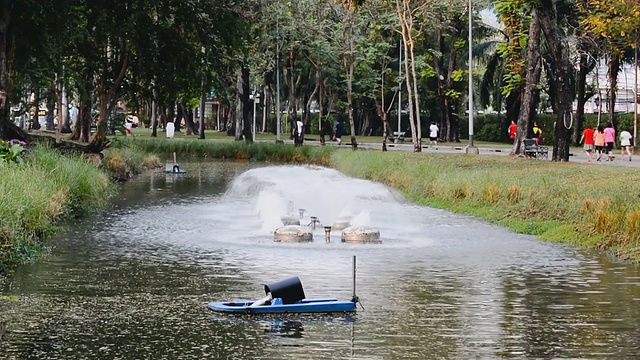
[0,162,639,359]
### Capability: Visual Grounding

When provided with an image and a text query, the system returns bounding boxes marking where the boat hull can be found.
[207,298,356,314]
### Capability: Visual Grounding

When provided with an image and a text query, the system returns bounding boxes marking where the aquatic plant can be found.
[0,139,27,164]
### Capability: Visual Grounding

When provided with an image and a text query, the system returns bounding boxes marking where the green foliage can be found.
[119,138,337,166]
[0,140,27,164]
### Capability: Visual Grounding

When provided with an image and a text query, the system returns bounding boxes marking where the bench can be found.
[390,131,406,143]
[523,139,549,159]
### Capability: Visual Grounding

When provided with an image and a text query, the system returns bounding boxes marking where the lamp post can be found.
[464,0,479,154]
[252,91,260,142]
[275,18,283,144]
[397,40,402,144]
[635,40,638,148]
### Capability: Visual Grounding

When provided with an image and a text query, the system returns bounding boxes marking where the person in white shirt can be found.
[429,122,439,149]
[295,120,304,146]
[619,128,632,161]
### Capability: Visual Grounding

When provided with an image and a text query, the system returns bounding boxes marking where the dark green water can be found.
[1,162,639,359]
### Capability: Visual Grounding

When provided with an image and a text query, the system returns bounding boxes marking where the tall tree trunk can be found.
[61,86,71,133]
[607,53,619,127]
[573,42,595,145]
[199,79,206,140]
[89,53,128,151]
[512,8,542,155]
[539,5,573,161]
[46,91,55,131]
[151,87,158,137]
[185,107,196,135]
[342,3,357,149]
[235,65,251,142]
[0,3,10,126]
[262,83,270,133]
[287,49,298,140]
[175,102,183,132]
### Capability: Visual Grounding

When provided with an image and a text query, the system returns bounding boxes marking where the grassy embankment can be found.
[0,146,112,273]
[0,144,161,275]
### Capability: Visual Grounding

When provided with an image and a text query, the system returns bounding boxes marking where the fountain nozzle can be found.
[308,216,322,230]
[323,226,332,243]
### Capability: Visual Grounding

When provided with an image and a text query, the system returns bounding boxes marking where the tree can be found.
[395,0,433,152]
[579,0,640,128]
[339,0,365,149]
[539,0,574,161]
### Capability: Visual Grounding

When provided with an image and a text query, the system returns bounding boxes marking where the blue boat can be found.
[208,298,356,314]
[207,275,358,315]
[165,153,186,174]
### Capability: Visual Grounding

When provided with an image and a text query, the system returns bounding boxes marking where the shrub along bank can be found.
[0,146,113,274]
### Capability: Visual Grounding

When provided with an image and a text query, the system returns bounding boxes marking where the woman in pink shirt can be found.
[594,125,606,161]
[603,122,616,161]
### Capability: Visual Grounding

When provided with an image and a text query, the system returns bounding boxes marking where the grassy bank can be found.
[0,146,114,273]
[120,137,336,166]
[331,150,640,261]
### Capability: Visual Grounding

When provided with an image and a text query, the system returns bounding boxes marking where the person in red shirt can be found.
[508,120,517,140]
[580,126,595,162]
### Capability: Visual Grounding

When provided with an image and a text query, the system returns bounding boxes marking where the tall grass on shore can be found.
[119,137,336,166]
[0,146,113,272]
[103,146,162,180]
[331,151,640,261]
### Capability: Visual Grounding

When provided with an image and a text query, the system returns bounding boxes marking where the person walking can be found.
[532,122,543,144]
[508,120,517,141]
[620,128,633,161]
[295,119,304,146]
[429,122,439,149]
[334,120,343,145]
[320,118,331,145]
[603,122,616,161]
[594,125,606,161]
[580,125,595,162]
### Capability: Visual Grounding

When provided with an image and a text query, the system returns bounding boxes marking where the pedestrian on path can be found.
[334,120,343,145]
[604,122,616,161]
[594,125,606,161]
[508,121,517,140]
[580,125,595,162]
[620,128,633,161]
[532,122,543,144]
[429,122,439,150]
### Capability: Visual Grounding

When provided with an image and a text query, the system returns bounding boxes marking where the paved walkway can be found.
[294,138,640,169]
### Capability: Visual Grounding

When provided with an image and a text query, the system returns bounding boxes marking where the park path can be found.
[295,137,640,169]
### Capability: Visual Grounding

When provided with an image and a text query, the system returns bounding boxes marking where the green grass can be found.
[0,146,114,273]
[119,136,337,166]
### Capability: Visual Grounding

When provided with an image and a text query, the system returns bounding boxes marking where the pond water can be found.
[1,161,640,359]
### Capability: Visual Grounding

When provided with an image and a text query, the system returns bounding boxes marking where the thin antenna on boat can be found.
[352,255,358,303]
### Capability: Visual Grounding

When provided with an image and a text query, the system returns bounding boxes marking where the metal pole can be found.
[352,255,356,301]
[468,0,474,147]
[635,42,638,148]
[465,0,478,154]
[397,40,402,143]
[252,92,257,142]
[276,18,282,143]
